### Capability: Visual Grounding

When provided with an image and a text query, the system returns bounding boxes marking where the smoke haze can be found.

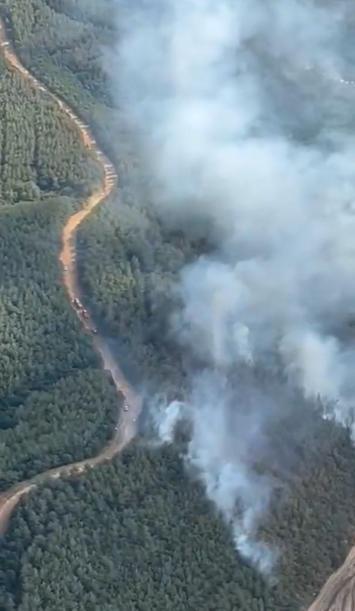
[110,0,355,570]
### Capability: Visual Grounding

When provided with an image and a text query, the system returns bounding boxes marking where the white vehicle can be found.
[63,265,68,272]
[123,402,129,412]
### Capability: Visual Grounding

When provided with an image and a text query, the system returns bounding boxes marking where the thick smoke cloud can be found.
[111,0,355,570]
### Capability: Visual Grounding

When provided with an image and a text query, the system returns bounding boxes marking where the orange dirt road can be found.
[0,19,142,534]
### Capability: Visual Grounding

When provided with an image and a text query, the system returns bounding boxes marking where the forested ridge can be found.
[2,1,355,611]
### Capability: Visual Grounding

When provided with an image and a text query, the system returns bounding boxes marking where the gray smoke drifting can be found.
[110,0,355,570]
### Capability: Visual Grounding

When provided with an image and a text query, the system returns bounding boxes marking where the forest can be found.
[0,446,281,611]
[0,31,117,489]
[1,0,355,610]
[0,61,100,205]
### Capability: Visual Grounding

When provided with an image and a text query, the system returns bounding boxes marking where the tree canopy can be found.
[0,2,355,610]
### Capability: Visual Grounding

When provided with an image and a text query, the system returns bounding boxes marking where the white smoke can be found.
[153,370,285,573]
[156,399,185,443]
[110,0,355,569]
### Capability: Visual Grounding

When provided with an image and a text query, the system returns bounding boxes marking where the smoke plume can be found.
[110,0,355,570]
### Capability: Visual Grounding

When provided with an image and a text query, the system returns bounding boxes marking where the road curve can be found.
[0,18,142,535]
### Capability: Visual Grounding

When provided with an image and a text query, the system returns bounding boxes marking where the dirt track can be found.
[0,19,141,534]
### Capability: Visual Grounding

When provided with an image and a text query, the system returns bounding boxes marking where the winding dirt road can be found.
[0,19,141,535]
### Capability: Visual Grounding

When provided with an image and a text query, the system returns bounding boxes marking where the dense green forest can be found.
[2,1,355,611]
[2,430,355,610]
[78,202,203,392]
[0,446,281,611]
[0,58,100,205]
[0,0,119,161]
[0,0,197,392]
[264,418,355,606]
[0,22,117,489]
